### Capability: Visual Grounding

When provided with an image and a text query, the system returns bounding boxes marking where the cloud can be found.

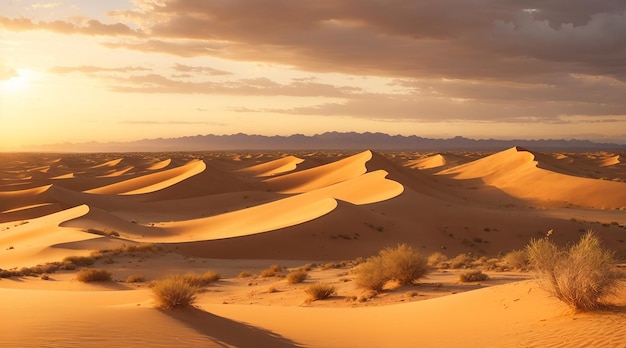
[120,120,221,125]
[49,65,151,74]
[0,16,138,36]
[173,63,231,76]
[0,64,18,80]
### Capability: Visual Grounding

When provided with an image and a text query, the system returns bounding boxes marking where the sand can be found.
[1,147,625,347]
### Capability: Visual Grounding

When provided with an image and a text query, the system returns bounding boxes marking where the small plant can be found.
[238,271,253,278]
[354,255,388,291]
[260,264,283,277]
[152,275,199,309]
[459,270,489,282]
[380,244,428,286]
[63,256,95,267]
[305,282,337,301]
[181,271,221,287]
[76,268,112,282]
[503,249,530,270]
[427,252,449,267]
[126,274,146,283]
[527,230,622,311]
[286,270,308,284]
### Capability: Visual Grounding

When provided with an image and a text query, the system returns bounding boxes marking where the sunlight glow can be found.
[1,69,37,93]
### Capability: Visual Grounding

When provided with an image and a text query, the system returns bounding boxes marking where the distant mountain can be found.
[14,132,626,152]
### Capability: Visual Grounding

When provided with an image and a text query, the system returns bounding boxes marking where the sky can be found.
[1,0,626,150]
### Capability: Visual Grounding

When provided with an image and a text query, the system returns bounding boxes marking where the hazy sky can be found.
[1,0,626,149]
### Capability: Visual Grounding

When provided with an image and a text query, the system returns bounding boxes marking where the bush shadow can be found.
[160,307,304,347]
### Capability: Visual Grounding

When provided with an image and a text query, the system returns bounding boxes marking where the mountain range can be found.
[13,132,626,152]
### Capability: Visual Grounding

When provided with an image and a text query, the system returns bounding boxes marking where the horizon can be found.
[2,1,626,150]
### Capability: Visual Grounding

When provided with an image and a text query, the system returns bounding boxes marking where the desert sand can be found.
[1,147,625,347]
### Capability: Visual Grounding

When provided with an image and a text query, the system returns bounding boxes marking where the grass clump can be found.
[63,255,95,267]
[126,274,146,283]
[305,282,337,301]
[527,230,622,311]
[459,270,489,282]
[76,268,112,282]
[286,269,308,284]
[260,264,283,277]
[152,275,199,309]
[181,271,221,287]
[427,252,449,268]
[355,244,429,291]
[503,249,530,270]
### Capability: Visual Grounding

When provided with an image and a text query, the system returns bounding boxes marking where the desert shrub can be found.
[123,243,158,253]
[354,255,389,291]
[527,231,622,311]
[63,256,95,267]
[459,270,489,282]
[427,252,449,267]
[503,249,530,270]
[76,268,112,282]
[305,282,337,301]
[126,274,145,283]
[260,264,283,277]
[449,253,475,269]
[181,271,221,287]
[152,275,199,309]
[380,244,428,286]
[286,270,308,284]
[237,271,253,278]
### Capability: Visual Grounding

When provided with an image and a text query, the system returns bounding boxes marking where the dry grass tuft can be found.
[126,274,146,283]
[286,269,308,284]
[305,282,337,301]
[152,275,199,309]
[427,252,449,268]
[238,271,253,278]
[260,264,283,277]
[459,270,489,282]
[355,244,429,291]
[503,249,530,270]
[76,268,112,282]
[181,271,221,287]
[527,230,622,311]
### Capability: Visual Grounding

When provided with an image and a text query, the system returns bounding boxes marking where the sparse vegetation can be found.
[126,274,146,283]
[305,282,337,301]
[260,264,283,277]
[527,230,622,311]
[459,270,489,282]
[63,255,95,267]
[237,271,253,278]
[355,244,429,291]
[286,269,308,284]
[152,275,199,309]
[76,268,112,282]
[181,271,221,287]
[427,251,449,267]
[503,249,530,270]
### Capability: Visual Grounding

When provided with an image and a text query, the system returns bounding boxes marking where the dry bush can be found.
[427,252,449,267]
[449,253,475,269]
[123,243,158,253]
[305,283,337,301]
[527,230,622,311]
[63,256,95,267]
[181,271,221,287]
[126,274,145,283]
[76,268,112,282]
[237,271,253,278]
[380,244,428,286]
[297,263,313,272]
[503,249,530,270]
[459,270,489,282]
[286,270,308,284]
[152,275,199,309]
[354,255,389,291]
[260,264,283,277]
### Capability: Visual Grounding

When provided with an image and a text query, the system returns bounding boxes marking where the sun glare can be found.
[1,69,37,93]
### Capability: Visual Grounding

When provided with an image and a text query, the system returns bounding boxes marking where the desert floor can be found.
[1,147,625,347]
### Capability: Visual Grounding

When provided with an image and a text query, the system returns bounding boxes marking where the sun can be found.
[1,68,37,93]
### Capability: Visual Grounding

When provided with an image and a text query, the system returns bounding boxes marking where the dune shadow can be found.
[160,307,304,347]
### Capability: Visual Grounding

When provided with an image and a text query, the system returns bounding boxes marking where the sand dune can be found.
[238,155,304,177]
[264,150,372,193]
[85,159,206,195]
[438,147,626,209]
[1,149,625,347]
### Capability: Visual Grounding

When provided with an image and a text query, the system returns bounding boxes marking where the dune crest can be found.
[238,155,304,177]
[405,153,446,169]
[439,147,626,208]
[84,160,206,195]
[264,150,372,193]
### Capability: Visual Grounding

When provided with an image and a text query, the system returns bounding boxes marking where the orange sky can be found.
[1,1,626,150]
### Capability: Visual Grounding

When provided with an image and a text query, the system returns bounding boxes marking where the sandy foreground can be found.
[1,147,625,347]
